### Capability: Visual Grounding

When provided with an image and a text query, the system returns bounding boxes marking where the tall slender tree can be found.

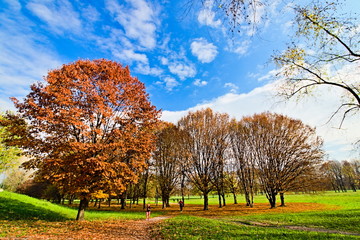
[153,122,182,208]
[229,119,257,207]
[178,108,230,210]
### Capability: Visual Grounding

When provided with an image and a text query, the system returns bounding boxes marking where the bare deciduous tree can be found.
[241,112,324,208]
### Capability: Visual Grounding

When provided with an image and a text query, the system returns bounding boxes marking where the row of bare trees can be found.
[321,160,360,193]
[152,108,325,209]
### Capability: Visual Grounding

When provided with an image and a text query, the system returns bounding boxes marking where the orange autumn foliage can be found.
[7,59,160,219]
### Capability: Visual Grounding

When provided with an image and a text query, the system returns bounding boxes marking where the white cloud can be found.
[160,57,169,65]
[163,76,179,91]
[27,0,82,35]
[3,0,21,11]
[0,5,62,111]
[197,0,221,28]
[135,63,163,76]
[113,49,149,64]
[106,0,158,50]
[191,38,218,63]
[194,79,208,87]
[226,40,251,56]
[257,69,279,82]
[161,69,360,161]
[168,62,196,80]
[224,83,239,93]
[81,5,100,23]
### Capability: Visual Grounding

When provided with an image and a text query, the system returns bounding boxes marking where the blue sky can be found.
[0,0,359,161]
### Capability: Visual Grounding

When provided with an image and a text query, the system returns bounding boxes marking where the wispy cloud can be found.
[163,76,179,91]
[224,82,239,93]
[194,79,208,87]
[26,0,82,35]
[168,61,196,80]
[226,40,251,56]
[113,49,149,64]
[106,0,158,50]
[0,3,61,103]
[197,0,221,28]
[191,38,218,63]
[134,63,163,76]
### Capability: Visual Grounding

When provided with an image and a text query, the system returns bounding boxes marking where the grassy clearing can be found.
[158,215,359,240]
[159,192,360,239]
[222,192,360,233]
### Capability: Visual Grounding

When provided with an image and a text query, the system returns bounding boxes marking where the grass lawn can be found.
[158,215,359,240]
[222,192,360,233]
[0,190,161,238]
[1,190,359,239]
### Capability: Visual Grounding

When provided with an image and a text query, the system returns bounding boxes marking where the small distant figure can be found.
[179,200,184,212]
[146,204,151,220]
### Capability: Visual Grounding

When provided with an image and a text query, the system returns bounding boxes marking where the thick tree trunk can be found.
[244,191,253,207]
[162,196,166,209]
[267,192,277,208]
[76,198,89,221]
[203,193,209,210]
[120,197,126,209]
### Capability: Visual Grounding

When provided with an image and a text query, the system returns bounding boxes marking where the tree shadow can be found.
[0,197,70,221]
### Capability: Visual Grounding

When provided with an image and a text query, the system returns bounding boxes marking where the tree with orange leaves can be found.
[4,59,159,220]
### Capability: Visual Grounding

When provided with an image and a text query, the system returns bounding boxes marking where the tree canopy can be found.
[3,59,160,220]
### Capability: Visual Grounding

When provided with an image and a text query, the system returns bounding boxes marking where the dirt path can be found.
[232,220,360,236]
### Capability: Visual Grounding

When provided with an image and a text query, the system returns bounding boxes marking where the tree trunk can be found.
[280,192,285,207]
[76,198,89,221]
[166,195,170,207]
[162,196,166,209]
[121,197,126,209]
[218,191,222,208]
[180,171,185,203]
[267,192,277,208]
[203,192,209,210]
[233,192,237,204]
[143,198,146,209]
[221,192,226,207]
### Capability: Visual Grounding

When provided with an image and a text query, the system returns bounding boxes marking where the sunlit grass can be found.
[1,190,359,238]
[158,215,358,240]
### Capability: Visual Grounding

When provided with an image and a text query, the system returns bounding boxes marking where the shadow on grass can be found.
[0,197,70,221]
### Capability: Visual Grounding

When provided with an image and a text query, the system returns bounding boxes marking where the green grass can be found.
[0,190,159,221]
[224,192,360,232]
[1,190,359,239]
[158,215,359,239]
[174,191,359,208]
[0,190,73,221]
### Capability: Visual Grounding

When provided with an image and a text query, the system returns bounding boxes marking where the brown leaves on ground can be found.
[1,202,337,239]
[1,218,165,240]
[163,202,338,218]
